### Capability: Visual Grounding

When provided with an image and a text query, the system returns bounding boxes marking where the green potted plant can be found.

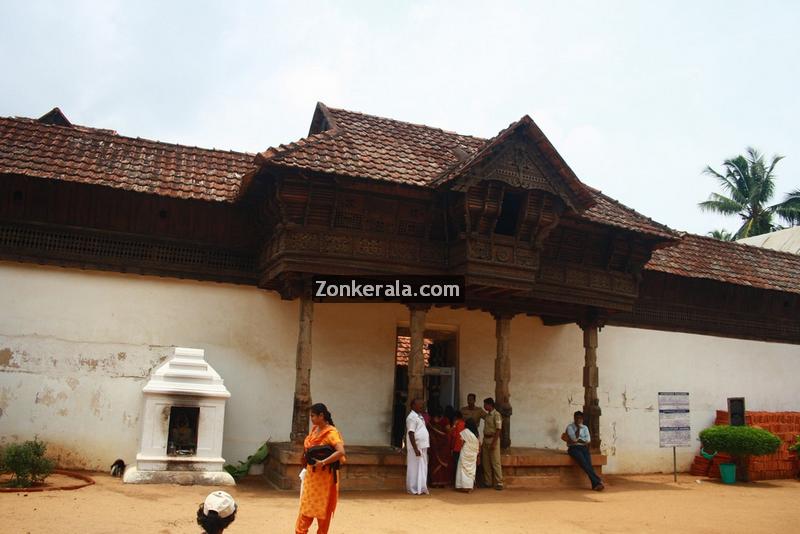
[699,425,781,483]
[224,441,269,480]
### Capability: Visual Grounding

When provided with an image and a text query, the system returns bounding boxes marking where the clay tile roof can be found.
[646,233,800,294]
[0,113,255,203]
[583,187,676,239]
[3,106,797,295]
[258,103,677,239]
[258,104,486,188]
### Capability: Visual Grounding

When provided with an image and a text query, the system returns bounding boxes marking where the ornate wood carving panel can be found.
[538,261,637,297]
[263,228,448,275]
[608,272,800,344]
[452,139,562,195]
[484,143,557,193]
[0,220,257,284]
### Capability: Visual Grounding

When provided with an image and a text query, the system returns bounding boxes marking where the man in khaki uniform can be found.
[481,397,503,490]
[460,393,486,429]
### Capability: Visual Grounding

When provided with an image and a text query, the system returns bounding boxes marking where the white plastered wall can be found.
[0,261,298,468]
[1,261,799,474]
[450,314,800,474]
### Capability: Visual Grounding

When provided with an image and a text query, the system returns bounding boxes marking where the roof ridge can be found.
[1,115,254,158]
[683,232,800,260]
[324,105,487,142]
[10,115,114,134]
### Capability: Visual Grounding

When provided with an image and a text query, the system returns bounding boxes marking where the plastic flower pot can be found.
[700,448,717,461]
[719,463,736,484]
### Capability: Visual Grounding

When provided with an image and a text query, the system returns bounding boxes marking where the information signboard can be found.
[658,392,690,448]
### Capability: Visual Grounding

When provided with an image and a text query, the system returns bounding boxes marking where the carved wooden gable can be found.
[457,141,552,190]
[449,134,582,213]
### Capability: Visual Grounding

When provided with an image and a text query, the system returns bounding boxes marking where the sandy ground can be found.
[1,473,798,534]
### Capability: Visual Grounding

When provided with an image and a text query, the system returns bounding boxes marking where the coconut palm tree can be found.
[707,229,734,241]
[699,148,799,238]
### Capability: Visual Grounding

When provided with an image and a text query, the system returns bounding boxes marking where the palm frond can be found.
[773,189,800,225]
[702,165,740,198]
[765,154,785,177]
[707,229,734,241]
[698,193,743,215]
[725,157,752,203]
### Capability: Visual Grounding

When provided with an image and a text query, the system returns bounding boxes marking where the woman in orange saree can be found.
[296,403,346,534]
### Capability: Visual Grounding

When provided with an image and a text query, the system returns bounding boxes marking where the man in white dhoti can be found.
[405,398,430,495]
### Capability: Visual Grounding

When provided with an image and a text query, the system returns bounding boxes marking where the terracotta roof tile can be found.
[260,104,676,238]
[583,187,676,239]
[0,115,255,202]
[260,105,486,188]
[394,335,432,366]
[646,233,800,294]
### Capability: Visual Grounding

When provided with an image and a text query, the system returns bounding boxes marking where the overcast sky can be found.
[1,1,798,236]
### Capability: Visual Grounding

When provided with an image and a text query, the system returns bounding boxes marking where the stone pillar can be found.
[289,291,314,444]
[407,304,429,410]
[581,321,601,452]
[494,313,513,450]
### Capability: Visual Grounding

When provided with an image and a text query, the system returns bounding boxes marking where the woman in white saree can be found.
[455,419,480,492]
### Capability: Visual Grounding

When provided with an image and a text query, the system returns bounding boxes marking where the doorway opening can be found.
[390,327,458,447]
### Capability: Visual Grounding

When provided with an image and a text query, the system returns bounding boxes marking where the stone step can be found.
[263,443,605,492]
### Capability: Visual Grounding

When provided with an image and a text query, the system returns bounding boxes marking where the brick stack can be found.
[689,410,800,480]
[689,451,733,478]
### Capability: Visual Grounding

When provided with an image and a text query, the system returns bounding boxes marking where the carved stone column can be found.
[289,291,314,444]
[580,321,601,452]
[493,313,514,450]
[407,304,429,410]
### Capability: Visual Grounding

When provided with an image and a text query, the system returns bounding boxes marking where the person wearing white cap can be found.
[197,490,237,534]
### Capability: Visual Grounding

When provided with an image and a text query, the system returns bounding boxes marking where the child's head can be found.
[197,490,237,534]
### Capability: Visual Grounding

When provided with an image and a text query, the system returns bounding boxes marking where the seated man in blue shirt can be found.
[561,410,604,491]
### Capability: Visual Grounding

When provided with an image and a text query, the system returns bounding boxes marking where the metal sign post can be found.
[658,392,691,482]
[673,446,677,482]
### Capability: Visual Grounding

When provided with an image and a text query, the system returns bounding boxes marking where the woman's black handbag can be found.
[304,444,341,482]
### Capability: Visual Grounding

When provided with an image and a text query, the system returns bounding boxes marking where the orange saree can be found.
[299,425,345,520]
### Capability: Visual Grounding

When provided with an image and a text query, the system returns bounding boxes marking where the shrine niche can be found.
[124,347,234,486]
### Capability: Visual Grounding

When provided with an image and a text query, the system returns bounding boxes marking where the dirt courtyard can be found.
[1,473,798,533]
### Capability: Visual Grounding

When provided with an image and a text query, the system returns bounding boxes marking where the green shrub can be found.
[790,435,800,454]
[699,425,781,458]
[1,438,56,487]
[224,441,269,480]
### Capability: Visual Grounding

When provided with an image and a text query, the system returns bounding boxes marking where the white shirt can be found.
[406,411,430,449]
[566,422,591,446]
